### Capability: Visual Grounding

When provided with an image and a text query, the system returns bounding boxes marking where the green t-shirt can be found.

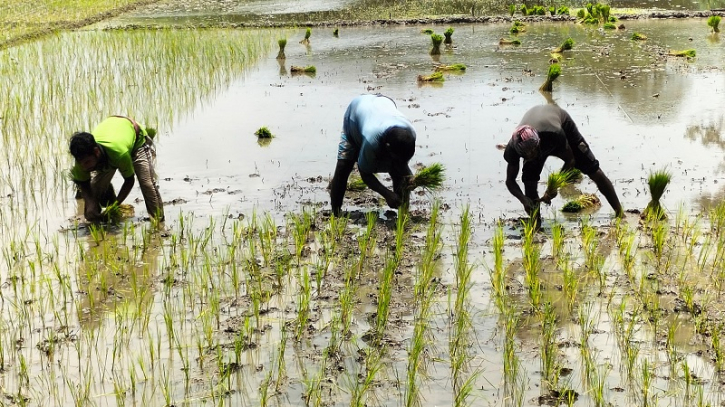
[71,117,146,182]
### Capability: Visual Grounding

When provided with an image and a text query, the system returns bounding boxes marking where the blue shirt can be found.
[343,94,416,173]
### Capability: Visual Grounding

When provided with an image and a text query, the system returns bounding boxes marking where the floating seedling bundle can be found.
[631,32,647,40]
[510,20,526,34]
[434,63,466,72]
[562,193,600,212]
[553,37,574,53]
[417,71,444,82]
[668,49,696,58]
[539,63,561,92]
[643,169,671,220]
[499,38,522,46]
[290,65,316,74]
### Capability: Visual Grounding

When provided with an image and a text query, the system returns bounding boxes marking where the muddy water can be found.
[155,18,725,230]
[2,16,725,407]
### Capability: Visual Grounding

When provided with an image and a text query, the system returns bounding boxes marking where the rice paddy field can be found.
[4,1,725,406]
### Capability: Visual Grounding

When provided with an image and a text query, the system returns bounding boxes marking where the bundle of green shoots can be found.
[290,65,316,73]
[499,38,522,46]
[410,163,445,190]
[255,126,274,139]
[145,127,157,139]
[300,27,311,44]
[444,27,455,44]
[643,169,671,220]
[553,37,574,53]
[668,49,696,58]
[276,38,287,59]
[347,175,367,191]
[417,71,444,82]
[430,33,443,55]
[539,63,561,92]
[543,169,579,201]
[101,202,124,224]
[434,63,466,72]
[631,32,647,40]
[561,194,600,212]
[510,20,526,34]
[708,15,721,33]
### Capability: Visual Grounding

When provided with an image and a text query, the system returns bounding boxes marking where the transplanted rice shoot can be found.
[417,71,444,82]
[668,49,696,58]
[643,169,671,219]
[430,33,443,55]
[255,126,273,138]
[553,37,574,53]
[411,163,445,190]
[708,15,721,33]
[277,38,287,59]
[539,63,561,92]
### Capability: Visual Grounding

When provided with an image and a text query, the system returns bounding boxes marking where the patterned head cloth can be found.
[511,125,540,157]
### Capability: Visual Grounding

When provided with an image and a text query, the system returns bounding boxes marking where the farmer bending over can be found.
[330,94,416,216]
[69,116,164,222]
[504,105,623,224]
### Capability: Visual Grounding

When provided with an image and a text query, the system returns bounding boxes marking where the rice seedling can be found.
[333,27,339,37]
[444,27,455,44]
[421,28,434,34]
[290,65,317,74]
[631,32,648,40]
[561,194,601,212]
[254,126,274,139]
[410,163,445,190]
[450,207,474,392]
[541,301,559,389]
[539,63,561,92]
[708,15,721,33]
[522,214,542,310]
[434,63,467,72]
[553,38,574,53]
[643,169,671,220]
[276,38,287,59]
[490,222,507,306]
[520,4,528,15]
[499,38,522,46]
[510,20,526,34]
[101,202,124,224]
[668,49,697,58]
[300,27,312,45]
[430,33,443,55]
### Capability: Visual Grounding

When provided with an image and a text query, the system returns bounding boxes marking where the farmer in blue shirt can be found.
[329,94,417,216]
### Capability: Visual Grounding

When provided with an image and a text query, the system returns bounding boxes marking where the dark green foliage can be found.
[549,6,556,15]
[509,4,516,16]
[255,127,273,138]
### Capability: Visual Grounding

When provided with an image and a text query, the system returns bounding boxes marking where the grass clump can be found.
[708,15,721,33]
[411,163,445,190]
[255,126,274,139]
[276,38,287,60]
[562,194,601,212]
[643,169,671,219]
[421,28,434,34]
[553,37,574,53]
[444,27,454,44]
[499,38,522,45]
[539,63,561,92]
[668,49,696,58]
[430,33,443,55]
[631,32,648,40]
[417,71,444,82]
[435,63,466,72]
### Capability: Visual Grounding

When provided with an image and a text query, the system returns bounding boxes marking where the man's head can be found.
[69,132,102,172]
[383,127,416,163]
[511,125,540,161]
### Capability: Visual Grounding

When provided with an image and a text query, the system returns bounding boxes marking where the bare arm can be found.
[76,180,101,221]
[114,176,135,206]
[360,171,400,208]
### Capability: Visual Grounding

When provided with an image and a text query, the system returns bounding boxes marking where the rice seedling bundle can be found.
[539,63,561,92]
[562,194,600,212]
[643,169,671,219]
[290,65,316,73]
[631,32,647,40]
[430,33,443,55]
[411,163,445,190]
[347,175,367,191]
[553,37,574,53]
[444,27,454,44]
[417,71,444,82]
[434,63,466,72]
[708,15,721,33]
[277,38,287,59]
[102,202,124,224]
[421,28,434,34]
[255,127,273,139]
[545,169,578,197]
[499,38,522,46]
[668,49,696,58]
[603,22,617,29]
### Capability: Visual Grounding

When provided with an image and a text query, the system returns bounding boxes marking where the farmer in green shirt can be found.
[69,116,164,222]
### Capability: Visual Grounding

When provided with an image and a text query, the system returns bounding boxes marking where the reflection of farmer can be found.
[329,94,416,216]
[504,105,623,223]
[69,116,164,222]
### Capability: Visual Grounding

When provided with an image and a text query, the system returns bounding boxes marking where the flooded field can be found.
[2,13,725,407]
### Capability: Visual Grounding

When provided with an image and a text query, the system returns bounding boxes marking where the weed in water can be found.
[290,65,316,74]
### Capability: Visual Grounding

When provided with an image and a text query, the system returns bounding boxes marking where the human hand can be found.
[385,192,403,209]
[540,191,554,205]
[521,197,537,214]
